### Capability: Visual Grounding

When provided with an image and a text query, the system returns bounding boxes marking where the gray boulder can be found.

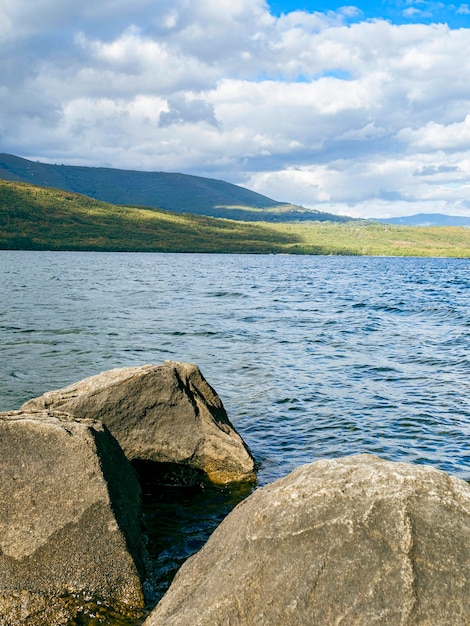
[21,362,256,485]
[145,454,470,626]
[0,410,147,625]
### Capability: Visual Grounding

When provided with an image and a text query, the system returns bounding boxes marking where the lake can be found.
[1,251,469,620]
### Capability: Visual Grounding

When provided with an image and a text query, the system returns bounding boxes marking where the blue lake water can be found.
[1,251,470,619]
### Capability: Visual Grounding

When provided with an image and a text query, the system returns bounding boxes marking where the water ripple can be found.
[1,253,469,598]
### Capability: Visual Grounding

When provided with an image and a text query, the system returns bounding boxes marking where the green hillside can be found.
[0,180,300,253]
[1,180,469,256]
[268,220,470,257]
[0,153,349,223]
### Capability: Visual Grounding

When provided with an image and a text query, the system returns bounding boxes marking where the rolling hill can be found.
[0,153,349,223]
[1,179,469,256]
[0,180,300,253]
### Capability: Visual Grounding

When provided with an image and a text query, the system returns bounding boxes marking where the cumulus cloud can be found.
[1,0,470,217]
[398,115,470,150]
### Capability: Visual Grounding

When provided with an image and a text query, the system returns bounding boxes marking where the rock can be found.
[21,362,256,485]
[144,454,470,626]
[0,410,147,625]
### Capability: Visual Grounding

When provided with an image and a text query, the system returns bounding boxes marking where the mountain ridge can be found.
[3,154,468,227]
[0,153,349,223]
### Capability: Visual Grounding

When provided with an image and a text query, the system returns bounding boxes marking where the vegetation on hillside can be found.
[1,180,469,257]
[268,221,470,257]
[0,181,299,253]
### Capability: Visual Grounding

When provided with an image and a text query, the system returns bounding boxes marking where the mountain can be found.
[0,153,349,223]
[375,213,470,227]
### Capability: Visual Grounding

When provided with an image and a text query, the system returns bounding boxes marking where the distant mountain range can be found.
[375,214,470,227]
[0,153,349,223]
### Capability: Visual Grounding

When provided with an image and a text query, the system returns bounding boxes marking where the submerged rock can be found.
[21,362,256,485]
[0,410,147,625]
[145,454,470,626]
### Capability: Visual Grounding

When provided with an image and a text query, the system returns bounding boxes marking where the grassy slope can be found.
[1,180,470,256]
[0,180,299,253]
[269,221,470,257]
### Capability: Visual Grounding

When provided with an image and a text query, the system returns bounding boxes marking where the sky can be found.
[1,1,470,218]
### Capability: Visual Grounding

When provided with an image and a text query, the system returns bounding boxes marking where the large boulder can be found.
[21,362,256,485]
[145,454,470,626]
[0,410,147,625]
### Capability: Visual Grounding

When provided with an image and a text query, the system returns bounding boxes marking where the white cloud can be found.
[398,115,470,150]
[2,0,470,217]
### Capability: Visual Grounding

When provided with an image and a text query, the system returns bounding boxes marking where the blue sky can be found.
[269,0,470,26]
[1,0,470,218]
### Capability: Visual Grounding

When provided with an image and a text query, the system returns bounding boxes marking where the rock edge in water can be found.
[22,361,256,485]
[145,454,470,626]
